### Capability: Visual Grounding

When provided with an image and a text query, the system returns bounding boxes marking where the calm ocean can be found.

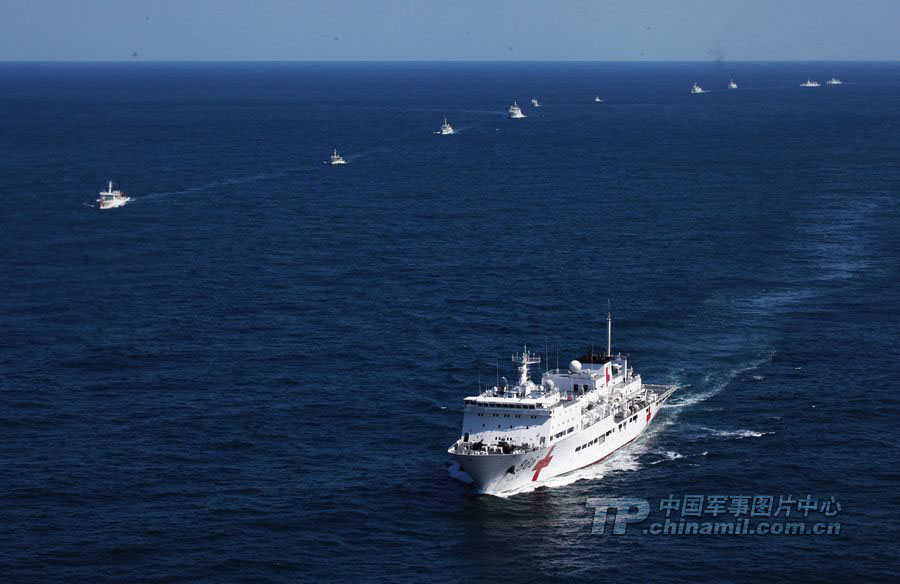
[1,62,898,582]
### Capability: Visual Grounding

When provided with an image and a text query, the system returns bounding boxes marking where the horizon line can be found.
[1,58,899,64]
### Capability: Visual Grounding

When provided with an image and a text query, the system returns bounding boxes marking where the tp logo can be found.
[586,498,650,534]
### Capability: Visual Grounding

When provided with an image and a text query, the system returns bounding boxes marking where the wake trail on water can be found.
[665,349,776,410]
[447,462,473,484]
[647,450,710,465]
[134,168,299,202]
[680,423,775,441]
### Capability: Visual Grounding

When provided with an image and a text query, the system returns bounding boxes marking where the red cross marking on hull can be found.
[532,446,555,481]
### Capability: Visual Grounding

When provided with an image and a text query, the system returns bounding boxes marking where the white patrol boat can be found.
[594,95,604,103]
[690,83,706,94]
[439,118,455,135]
[327,149,347,165]
[728,78,738,89]
[508,101,526,119]
[800,79,820,87]
[448,311,676,495]
[530,98,541,107]
[826,77,842,85]
[97,181,131,210]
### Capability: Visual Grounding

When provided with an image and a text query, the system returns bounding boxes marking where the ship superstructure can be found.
[97,181,130,210]
[327,149,347,165]
[448,311,676,494]
[508,101,526,119]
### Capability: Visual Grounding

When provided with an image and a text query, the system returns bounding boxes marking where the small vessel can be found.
[508,101,526,119]
[97,181,130,210]
[530,98,541,107]
[448,310,676,495]
[690,83,706,94]
[800,79,820,87]
[728,78,738,89]
[439,118,455,135]
[826,77,842,85]
[327,149,347,165]
[594,95,604,103]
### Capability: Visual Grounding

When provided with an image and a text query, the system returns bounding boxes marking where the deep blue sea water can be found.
[1,62,899,582]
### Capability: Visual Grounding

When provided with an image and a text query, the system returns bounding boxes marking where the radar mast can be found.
[512,346,541,386]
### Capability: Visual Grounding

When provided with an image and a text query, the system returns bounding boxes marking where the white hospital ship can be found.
[448,311,676,495]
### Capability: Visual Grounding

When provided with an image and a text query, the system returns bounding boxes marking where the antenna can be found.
[556,341,559,371]
[607,300,612,357]
[545,336,549,374]
[496,358,499,388]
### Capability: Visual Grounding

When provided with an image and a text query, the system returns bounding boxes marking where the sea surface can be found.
[1,62,899,582]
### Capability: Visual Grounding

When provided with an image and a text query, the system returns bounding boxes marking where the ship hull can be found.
[98,198,129,210]
[451,388,675,495]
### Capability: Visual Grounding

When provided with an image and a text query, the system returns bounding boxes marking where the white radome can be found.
[568,360,582,373]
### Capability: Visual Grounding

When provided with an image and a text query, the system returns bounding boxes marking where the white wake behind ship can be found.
[508,101,526,119]
[826,77,842,85]
[448,311,676,495]
[97,181,130,210]
[690,83,706,94]
[438,118,455,135]
[800,79,820,87]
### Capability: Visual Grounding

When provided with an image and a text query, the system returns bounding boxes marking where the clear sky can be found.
[1,0,898,61]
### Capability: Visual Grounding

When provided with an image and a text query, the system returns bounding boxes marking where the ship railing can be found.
[453,441,540,456]
[643,383,675,402]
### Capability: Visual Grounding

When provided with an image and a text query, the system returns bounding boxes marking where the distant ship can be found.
[531,98,541,107]
[594,95,604,103]
[728,78,738,89]
[327,149,347,165]
[690,83,706,94]
[800,79,821,87]
[508,101,526,119]
[826,77,842,85]
[97,181,130,210]
[448,310,676,495]
[439,118,455,135]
